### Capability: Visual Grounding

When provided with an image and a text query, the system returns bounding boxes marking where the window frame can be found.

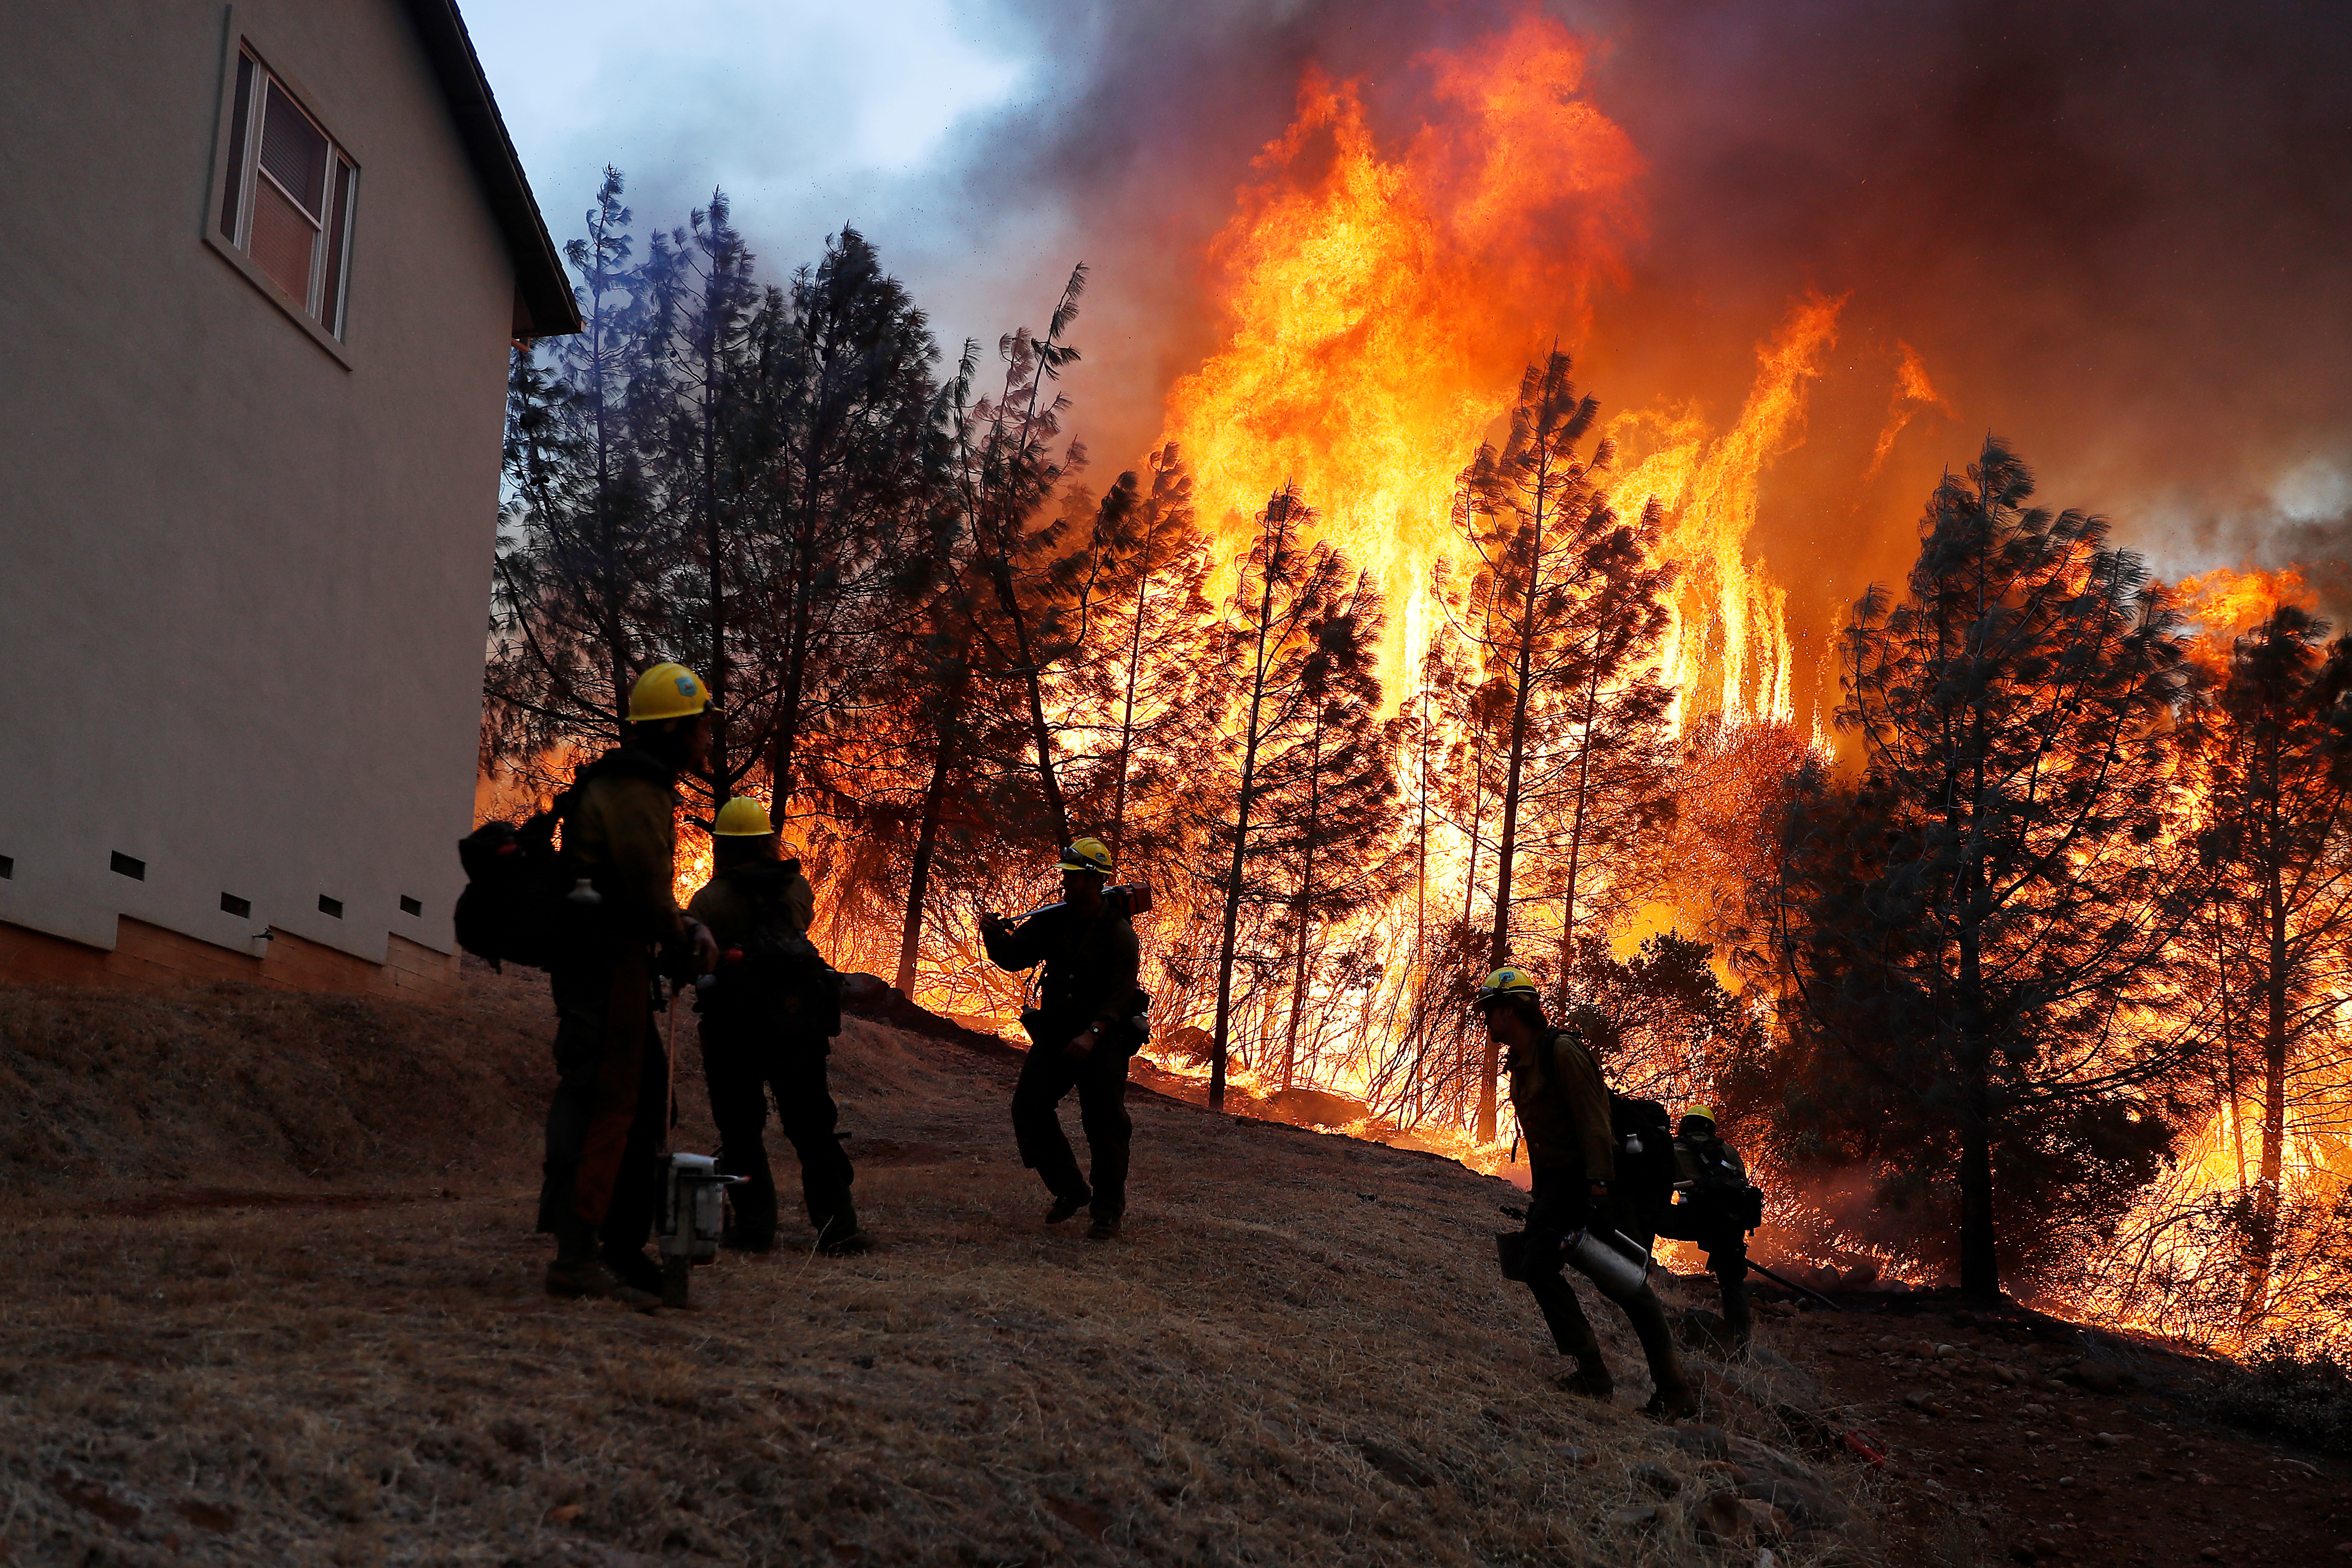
[203,13,361,367]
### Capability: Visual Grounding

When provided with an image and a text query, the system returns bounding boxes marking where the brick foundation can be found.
[0,915,459,1002]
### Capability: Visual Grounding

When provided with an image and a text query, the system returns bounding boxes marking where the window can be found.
[216,50,356,338]
[111,852,147,881]
[221,893,252,918]
[399,895,423,917]
[318,895,344,918]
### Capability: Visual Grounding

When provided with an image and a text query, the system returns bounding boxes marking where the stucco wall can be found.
[0,1,515,968]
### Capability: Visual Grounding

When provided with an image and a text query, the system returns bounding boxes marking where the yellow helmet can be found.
[1058,837,1114,877]
[1681,1104,1718,1128]
[1473,966,1540,1010]
[712,797,774,837]
[626,662,713,723]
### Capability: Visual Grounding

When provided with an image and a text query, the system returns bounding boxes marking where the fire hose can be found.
[1743,1256,1844,1312]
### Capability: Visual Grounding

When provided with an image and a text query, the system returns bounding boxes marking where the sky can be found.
[461,0,1078,383]
[462,0,2352,644]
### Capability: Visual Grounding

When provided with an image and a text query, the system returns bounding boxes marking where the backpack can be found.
[701,861,842,1038]
[1680,1134,1767,1231]
[1608,1092,1678,1219]
[453,792,577,970]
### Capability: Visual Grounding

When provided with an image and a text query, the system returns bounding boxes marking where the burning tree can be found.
[1437,352,1675,1140]
[1764,438,2205,1300]
[2176,606,2352,1320]
[1200,488,1398,1107]
[1051,444,1232,885]
[951,270,1093,850]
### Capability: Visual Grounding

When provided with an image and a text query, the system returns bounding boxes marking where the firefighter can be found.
[687,796,869,1257]
[1665,1104,1756,1346]
[1477,967,1697,1417]
[979,838,1141,1241]
[539,662,721,1309]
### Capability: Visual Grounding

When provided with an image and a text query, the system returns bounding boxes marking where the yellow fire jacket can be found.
[565,750,688,947]
[686,860,816,950]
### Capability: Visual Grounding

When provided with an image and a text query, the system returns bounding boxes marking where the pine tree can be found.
[487,168,670,778]
[953,268,1091,847]
[1361,640,1464,1129]
[1439,351,1674,1140]
[1200,488,1394,1106]
[2182,606,2352,1311]
[756,227,947,816]
[1253,575,1402,1089]
[637,191,765,814]
[1769,438,2204,1299]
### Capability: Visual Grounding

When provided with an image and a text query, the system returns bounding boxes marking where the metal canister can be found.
[1562,1227,1650,1302]
[658,1152,740,1307]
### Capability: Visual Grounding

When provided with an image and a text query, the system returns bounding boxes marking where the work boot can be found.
[1720,1276,1754,1348]
[1558,1355,1615,1399]
[545,1254,660,1313]
[605,1246,664,1298]
[816,1209,874,1257]
[722,1204,777,1253]
[723,1171,779,1252]
[1642,1378,1701,1421]
[1621,1283,1696,1413]
[1086,1214,1122,1242]
[1046,1190,1092,1225]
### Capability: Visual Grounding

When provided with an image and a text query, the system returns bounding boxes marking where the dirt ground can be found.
[1740,1297,2349,1567]
[0,965,2339,1566]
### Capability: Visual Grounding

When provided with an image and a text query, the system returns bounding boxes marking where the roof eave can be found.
[400,0,581,339]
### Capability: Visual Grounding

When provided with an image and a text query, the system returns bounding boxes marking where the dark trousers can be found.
[540,938,667,1266]
[1011,1030,1132,1220]
[1520,1168,1686,1392]
[701,1016,855,1246]
[1647,1204,1754,1341]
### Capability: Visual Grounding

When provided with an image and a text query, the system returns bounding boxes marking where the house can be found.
[0,2,579,999]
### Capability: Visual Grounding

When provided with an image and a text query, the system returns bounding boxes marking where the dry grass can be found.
[0,970,1912,1566]
[0,969,552,1191]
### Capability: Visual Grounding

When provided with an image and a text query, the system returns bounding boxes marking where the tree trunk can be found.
[1554,656,1604,995]
[697,299,730,813]
[1411,683,1431,1116]
[587,280,630,740]
[2219,923,2247,1193]
[768,468,822,809]
[2246,852,2290,1313]
[1477,518,1547,1143]
[1956,535,2001,1302]
[1957,1076,1999,1301]
[1105,517,1157,862]
[982,523,1070,847]
[1279,711,1325,1091]
[1211,493,1292,1110]
[1281,898,1311,1090]
[1957,888,1999,1298]
[894,672,965,996]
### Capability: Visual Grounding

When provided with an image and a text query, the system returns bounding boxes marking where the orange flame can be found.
[1864,339,1953,480]
[1161,13,1832,741]
[1607,294,1842,732]
[1160,11,1644,688]
[2177,565,2315,652]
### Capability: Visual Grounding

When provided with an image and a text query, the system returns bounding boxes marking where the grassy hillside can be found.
[0,966,1924,1567]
